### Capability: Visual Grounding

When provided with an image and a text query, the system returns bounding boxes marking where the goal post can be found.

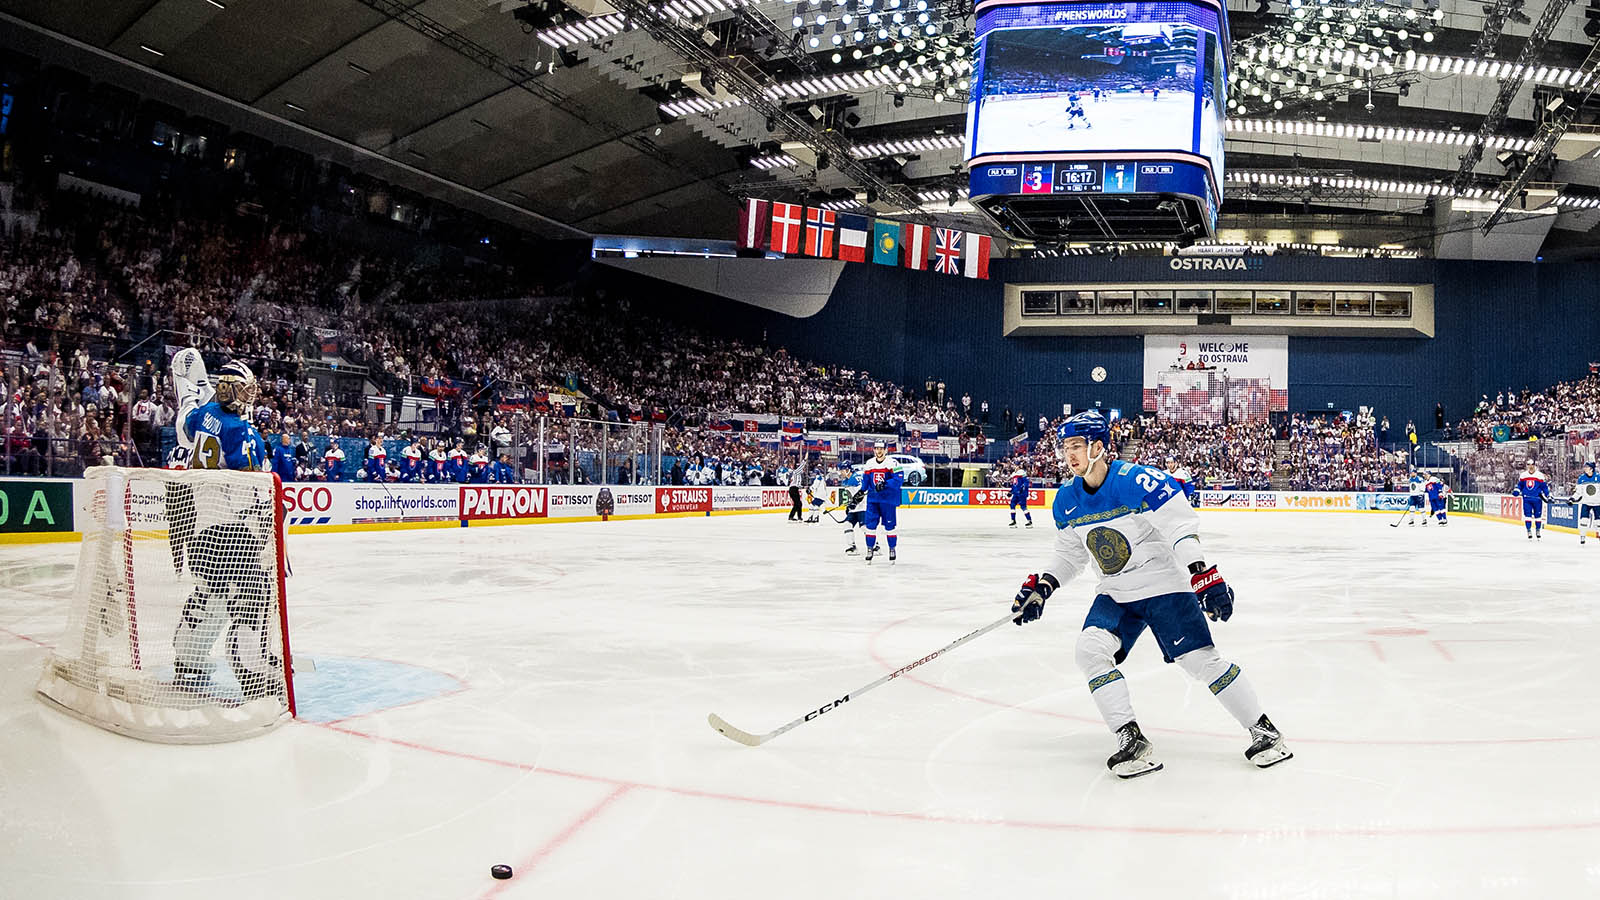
[36,467,295,743]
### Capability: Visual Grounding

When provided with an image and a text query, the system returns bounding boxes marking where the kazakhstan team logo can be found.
[1086,526,1132,575]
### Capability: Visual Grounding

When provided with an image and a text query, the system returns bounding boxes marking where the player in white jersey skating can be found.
[1573,461,1600,543]
[1008,412,1291,778]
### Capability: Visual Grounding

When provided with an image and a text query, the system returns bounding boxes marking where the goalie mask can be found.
[214,361,258,415]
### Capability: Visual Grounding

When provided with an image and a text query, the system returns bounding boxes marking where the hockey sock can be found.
[865,533,877,551]
[1010,512,1016,523]
[1077,628,1135,731]
[1085,669,1136,732]
[1176,647,1264,730]
[887,533,897,551]
[1025,512,1033,524]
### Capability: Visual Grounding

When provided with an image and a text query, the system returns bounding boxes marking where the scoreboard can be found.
[964,0,1229,242]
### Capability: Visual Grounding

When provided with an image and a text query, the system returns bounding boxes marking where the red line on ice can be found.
[477,783,633,898]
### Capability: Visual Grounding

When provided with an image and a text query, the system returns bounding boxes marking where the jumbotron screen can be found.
[965,0,1228,187]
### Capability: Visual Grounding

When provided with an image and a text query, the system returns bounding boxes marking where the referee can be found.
[788,458,805,522]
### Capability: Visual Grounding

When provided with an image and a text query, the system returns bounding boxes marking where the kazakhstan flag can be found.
[872,221,901,265]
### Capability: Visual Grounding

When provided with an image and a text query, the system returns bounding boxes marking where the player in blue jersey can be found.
[1008,411,1290,777]
[167,351,282,702]
[323,444,345,482]
[1425,475,1449,526]
[1573,461,1600,544]
[364,438,388,483]
[859,441,904,564]
[1008,468,1033,528]
[398,444,424,483]
[492,452,517,484]
[1515,459,1551,540]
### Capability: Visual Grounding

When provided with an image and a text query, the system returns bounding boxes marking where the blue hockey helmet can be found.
[1055,411,1110,448]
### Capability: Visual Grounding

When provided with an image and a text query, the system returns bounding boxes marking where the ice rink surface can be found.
[3,508,1599,899]
[973,92,1196,156]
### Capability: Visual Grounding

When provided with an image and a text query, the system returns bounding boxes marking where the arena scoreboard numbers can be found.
[965,0,1230,243]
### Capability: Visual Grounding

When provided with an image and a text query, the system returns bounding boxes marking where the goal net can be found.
[36,467,295,743]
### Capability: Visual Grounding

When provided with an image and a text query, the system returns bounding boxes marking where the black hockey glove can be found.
[1011,573,1059,625]
[849,489,866,508]
[1189,564,1234,622]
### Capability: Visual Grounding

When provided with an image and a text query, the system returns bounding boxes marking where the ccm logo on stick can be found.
[804,695,850,721]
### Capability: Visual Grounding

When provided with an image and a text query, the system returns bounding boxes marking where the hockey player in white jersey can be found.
[805,471,828,524]
[837,470,868,555]
[167,350,281,702]
[1574,461,1600,544]
[1008,411,1291,777]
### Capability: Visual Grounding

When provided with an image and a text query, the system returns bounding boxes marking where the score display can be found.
[964,0,1229,241]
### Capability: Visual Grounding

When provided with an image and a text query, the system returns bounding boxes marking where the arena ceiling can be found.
[6,0,1600,257]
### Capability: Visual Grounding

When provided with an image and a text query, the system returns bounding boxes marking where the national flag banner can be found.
[837,213,870,262]
[872,220,901,265]
[932,228,962,274]
[963,232,993,279]
[902,222,931,270]
[769,202,803,254]
[781,417,805,435]
[803,207,836,257]
[737,198,771,250]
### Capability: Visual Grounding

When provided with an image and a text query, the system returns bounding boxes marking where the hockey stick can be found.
[708,610,1018,747]
[1389,505,1414,527]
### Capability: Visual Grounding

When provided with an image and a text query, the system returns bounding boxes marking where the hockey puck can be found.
[490,865,513,880]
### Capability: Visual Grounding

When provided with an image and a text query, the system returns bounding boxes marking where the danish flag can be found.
[769,202,803,254]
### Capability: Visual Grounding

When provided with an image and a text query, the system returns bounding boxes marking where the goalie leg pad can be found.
[173,587,227,675]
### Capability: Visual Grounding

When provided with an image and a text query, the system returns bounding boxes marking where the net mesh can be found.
[36,467,293,743]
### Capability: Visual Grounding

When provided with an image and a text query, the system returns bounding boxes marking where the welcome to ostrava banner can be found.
[1143,335,1288,418]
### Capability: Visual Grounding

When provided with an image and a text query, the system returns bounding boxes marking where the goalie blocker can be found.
[35,467,295,743]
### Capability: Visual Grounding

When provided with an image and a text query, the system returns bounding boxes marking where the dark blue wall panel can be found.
[590,255,1600,432]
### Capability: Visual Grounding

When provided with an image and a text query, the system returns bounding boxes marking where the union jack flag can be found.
[933,228,963,274]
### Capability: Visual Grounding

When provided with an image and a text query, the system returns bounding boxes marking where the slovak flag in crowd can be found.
[933,228,963,274]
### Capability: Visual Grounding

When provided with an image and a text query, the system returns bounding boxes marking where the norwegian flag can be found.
[769,202,803,254]
[804,208,836,257]
[933,228,962,274]
[737,199,771,250]
[902,222,931,270]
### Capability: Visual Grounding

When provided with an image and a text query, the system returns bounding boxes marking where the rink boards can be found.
[0,477,1576,542]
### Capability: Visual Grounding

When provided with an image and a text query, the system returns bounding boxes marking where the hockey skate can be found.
[1024,521,1034,528]
[1106,722,1162,779]
[1245,714,1293,768]
[865,546,876,564]
[845,545,858,555]
[888,549,896,564]
[1009,520,1017,528]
